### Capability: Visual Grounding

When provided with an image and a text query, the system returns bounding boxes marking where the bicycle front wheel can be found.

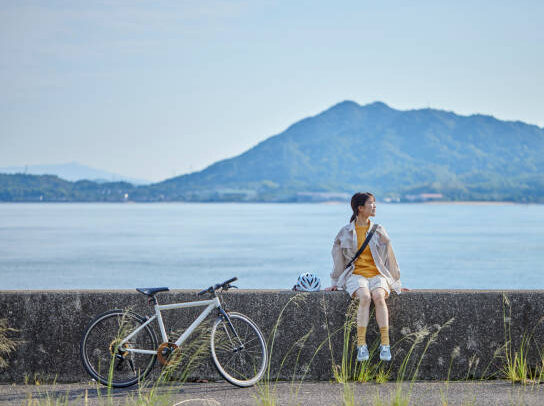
[80,309,158,388]
[210,312,267,387]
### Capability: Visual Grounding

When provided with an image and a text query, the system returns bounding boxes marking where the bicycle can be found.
[80,277,268,388]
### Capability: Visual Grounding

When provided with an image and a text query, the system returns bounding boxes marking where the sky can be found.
[1,0,543,182]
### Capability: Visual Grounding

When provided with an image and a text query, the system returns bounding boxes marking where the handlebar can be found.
[198,277,238,296]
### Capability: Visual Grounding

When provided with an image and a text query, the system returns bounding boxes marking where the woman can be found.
[326,192,402,362]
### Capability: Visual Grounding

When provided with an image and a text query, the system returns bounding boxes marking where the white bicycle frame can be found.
[119,296,221,355]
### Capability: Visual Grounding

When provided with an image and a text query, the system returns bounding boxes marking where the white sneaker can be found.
[356,344,369,361]
[380,345,392,361]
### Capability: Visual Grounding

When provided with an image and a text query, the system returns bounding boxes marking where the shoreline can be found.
[0,200,537,205]
[422,200,518,205]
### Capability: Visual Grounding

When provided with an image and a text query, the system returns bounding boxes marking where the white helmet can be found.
[293,273,321,292]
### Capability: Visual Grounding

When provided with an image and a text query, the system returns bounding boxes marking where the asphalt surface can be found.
[0,380,543,405]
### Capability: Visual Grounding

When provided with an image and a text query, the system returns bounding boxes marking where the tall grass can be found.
[438,345,460,406]
[327,297,455,406]
[383,319,454,406]
[500,294,544,385]
[325,300,454,387]
[254,293,352,406]
[254,293,311,406]
[332,292,544,405]
[325,300,385,384]
[0,318,18,369]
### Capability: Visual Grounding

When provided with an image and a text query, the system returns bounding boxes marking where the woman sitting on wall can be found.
[326,192,403,362]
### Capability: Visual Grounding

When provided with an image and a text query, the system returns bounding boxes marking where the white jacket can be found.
[330,220,402,294]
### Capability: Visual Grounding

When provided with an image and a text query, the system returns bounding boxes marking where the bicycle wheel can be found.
[80,309,158,387]
[210,312,267,387]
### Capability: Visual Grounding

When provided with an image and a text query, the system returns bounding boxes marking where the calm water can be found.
[1,203,543,290]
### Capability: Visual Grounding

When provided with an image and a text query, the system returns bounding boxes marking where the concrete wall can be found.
[1,290,543,383]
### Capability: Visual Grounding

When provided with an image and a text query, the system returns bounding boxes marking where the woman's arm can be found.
[377,225,402,292]
[329,229,345,289]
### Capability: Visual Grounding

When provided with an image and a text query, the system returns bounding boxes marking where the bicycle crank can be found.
[157,342,179,366]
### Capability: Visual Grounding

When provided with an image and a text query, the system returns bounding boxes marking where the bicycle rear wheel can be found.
[80,309,158,387]
[210,312,267,387]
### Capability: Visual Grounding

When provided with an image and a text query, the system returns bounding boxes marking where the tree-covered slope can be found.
[144,101,544,202]
[0,174,134,202]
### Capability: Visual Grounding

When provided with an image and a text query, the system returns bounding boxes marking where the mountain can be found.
[1,101,543,202]
[141,101,544,202]
[0,174,134,202]
[0,162,150,185]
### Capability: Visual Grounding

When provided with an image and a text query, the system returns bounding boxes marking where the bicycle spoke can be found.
[241,336,259,347]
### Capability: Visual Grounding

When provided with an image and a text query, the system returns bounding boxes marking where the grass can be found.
[23,373,58,386]
[341,382,356,406]
[325,300,384,384]
[438,345,460,406]
[326,296,456,406]
[382,322,446,406]
[253,293,317,406]
[500,294,544,385]
[333,292,544,405]
[0,318,18,369]
[326,298,453,388]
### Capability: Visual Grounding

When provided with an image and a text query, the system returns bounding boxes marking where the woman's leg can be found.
[371,287,389,345]
[354,287,371,346]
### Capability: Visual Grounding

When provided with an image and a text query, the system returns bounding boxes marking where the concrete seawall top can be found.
[1,290,543,383]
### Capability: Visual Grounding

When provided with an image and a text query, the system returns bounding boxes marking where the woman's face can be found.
[358,197,376,218]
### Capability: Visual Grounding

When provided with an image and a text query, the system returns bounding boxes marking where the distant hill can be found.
[0,162,150,185]
[0,174,134,202]
[143,101,544,202]
[1,101,543,202]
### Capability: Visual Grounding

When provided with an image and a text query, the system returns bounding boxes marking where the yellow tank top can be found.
[353,223,380,278]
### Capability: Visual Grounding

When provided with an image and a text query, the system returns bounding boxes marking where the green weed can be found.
[0,318,18,369]
[326,300,383,384]
[341,382,357,406]
[500,294,544,385]
[254,293,315,406]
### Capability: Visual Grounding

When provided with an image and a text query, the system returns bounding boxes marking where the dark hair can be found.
[350,192,375,222]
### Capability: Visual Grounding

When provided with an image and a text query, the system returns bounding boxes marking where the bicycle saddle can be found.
[136,287,170,296]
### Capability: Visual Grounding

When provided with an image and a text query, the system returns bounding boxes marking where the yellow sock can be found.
[379,327,390,346]
[357,326,367,346]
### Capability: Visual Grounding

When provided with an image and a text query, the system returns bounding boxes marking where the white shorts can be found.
[345,273,390,298]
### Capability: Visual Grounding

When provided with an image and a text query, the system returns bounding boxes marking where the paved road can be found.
[1,380,542,405]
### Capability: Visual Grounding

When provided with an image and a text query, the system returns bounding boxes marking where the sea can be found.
[1,202,543,291]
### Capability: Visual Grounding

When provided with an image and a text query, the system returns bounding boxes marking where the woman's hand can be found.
[325,286,338,291]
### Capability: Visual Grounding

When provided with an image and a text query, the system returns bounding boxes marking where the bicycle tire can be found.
[80,309,158,388]
[210,312,267,387]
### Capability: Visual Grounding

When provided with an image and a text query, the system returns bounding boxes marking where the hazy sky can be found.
[1,1,542,182]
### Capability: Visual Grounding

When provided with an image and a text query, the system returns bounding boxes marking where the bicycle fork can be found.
[218,308,245,352]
